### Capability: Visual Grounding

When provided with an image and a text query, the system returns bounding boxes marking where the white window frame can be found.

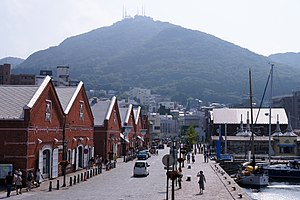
[45,100,52,122]
[79,101,84,121]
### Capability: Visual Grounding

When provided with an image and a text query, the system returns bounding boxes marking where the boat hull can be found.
[236,174,269,187]
[264,166,300,179]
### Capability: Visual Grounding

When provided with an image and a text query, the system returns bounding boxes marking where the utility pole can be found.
[172,141,176,200]
[62,115,67,187]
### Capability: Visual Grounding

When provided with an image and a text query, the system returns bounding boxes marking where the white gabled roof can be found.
[55,82,83,114]
[105,96,117,121]
[124,104,133,124]
[27,76,52,108]
[133,106,141,125]
[212,108,288,125]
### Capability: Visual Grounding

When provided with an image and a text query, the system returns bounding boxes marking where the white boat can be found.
[235,163,269,187]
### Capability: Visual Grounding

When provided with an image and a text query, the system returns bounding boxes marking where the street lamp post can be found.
[171,140,176,200]
[62,115,67,187]
[110,134,115,164]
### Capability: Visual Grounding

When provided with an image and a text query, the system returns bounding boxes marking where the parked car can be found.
[133,161,150,177]
[137,151,148,160]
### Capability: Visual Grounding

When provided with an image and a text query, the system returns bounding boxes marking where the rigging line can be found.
[254,67,272,125]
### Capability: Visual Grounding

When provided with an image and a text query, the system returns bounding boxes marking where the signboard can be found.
[0,164,13,179]
[162,154,174,166]
[220,154,233,161]
[84,149,89,154]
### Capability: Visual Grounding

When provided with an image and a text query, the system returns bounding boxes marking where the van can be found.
[133,161,150,177]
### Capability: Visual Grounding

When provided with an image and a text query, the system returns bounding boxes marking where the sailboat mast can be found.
[249,68,255,164]
[268,63,274,162]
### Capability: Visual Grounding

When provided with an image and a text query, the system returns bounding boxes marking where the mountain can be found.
[0,57,24,68]
[269,52,300,68]
[15,16,300,104]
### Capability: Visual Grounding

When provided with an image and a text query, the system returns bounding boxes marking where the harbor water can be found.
[244,181,300,200]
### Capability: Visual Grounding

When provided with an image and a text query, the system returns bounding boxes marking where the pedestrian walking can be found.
[204,153,207,163]
[187,153,190,163]
[5,171,14,197]
[197,171,206,194]
[26,170,34,191]
[88,157,95,168]
[95,155,100,169]
[113,153,117,162]
[14,171,22,195]
[177,168,183,189]
[192,153,195,164]
[35,169,43,187]
[17,169,22,176]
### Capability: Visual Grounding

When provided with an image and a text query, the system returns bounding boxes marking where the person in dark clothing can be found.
[192,153,195,164]
[197,171,206,194]
[5,171,14,197]
[177,168,183,189]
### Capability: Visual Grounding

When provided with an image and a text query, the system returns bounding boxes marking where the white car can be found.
[133,161,150,177]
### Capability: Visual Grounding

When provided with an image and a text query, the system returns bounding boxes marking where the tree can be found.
[186,125,198,150]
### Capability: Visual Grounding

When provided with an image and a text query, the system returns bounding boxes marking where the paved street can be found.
[0,146,250,200]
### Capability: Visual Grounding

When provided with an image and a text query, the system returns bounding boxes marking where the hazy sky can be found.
[1,0,300,59]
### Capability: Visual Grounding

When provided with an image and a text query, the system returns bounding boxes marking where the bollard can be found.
[87,171,90,179]
[224,177,227,179]
[93,168,95,176]
[77,174,80,183]
[81,173,83,181]
[232,186,236,191]
[95,168,98,175]
[70,177,72,186]
[56,180,59,190]
[84,172,87,180]
[74,176,76,185]
[238,193,243,198]
[186,176,191,181]
[49,181,52,191]
[99,166,102,174]
[228,181,231,185]
[91,170,93,177]
[187,165,191,169]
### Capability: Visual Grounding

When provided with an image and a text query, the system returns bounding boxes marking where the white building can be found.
[159,101,176,110]
[160,114,180,139]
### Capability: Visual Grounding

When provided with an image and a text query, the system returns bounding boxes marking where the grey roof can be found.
[0,85,39,119]
[119,107,128,125]
[90,99,111,126]
[213,108,288,124]
[55,87,78,112]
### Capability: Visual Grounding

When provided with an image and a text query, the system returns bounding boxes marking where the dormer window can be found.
[45,100,52,122]
[79,101,84,121]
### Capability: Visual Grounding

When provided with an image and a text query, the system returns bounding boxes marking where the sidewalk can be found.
[0,157,129,198]
[172,151,251,200]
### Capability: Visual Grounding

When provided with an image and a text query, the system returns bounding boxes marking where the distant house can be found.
[0,76,64,182]
[119,104,136,155]
[209,108,290,155]
[55,81,94,171]
[0,63,35,85]
[133,106,148,149]
[90,96,122,162]
[210,108,288,136]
